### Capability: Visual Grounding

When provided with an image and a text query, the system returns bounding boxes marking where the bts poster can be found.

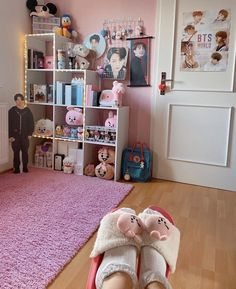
[180,9,230,72]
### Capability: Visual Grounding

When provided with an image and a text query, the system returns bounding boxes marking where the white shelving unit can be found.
[24,33,129,181]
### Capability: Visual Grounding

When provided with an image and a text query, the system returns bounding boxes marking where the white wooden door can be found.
[151,0,236,191]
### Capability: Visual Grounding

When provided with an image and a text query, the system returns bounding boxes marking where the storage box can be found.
[32,16,60,34]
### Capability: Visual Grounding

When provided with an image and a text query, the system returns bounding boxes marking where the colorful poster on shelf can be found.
[180,9,230,72]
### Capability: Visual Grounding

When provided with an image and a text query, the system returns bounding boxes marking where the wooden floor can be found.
[48,179,236,289]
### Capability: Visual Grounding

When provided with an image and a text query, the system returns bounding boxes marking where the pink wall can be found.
[53,0,157,145]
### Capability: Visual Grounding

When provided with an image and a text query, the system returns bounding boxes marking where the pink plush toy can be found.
[65,107,83,126]
[117,213,144,244]
[112,80,125,107]
[105,111,117,128]
[144,215,173,241]
[98,147,115,164]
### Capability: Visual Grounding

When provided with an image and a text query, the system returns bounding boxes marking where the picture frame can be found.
[103,47,129,80]
[172,8,236,91]
[83,33,106,59]
[127,36,153,87]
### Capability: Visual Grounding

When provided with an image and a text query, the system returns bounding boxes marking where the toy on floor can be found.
[34,119,53,137]
[26,0,57,17]
[65,107,83,126]
[54,14,78,39]
[95,147,115,180]
[63,156,75,174]
[84,163,95,177]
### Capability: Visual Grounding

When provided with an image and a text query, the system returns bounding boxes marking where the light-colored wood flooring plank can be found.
[47,180,236,289]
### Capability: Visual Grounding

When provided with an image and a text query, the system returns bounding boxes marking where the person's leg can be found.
[138,208,180,289]
[21,137,29,172]
[139,246,172,289]
[96,245,138,289]
[91,208,141,289]
[101,270,133,289]
[11,139,20,173]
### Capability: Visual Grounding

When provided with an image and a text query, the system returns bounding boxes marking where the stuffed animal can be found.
[95,162,114,180]
[144,215,173,241]
[34,119,53,137]
[54,14,77,39]
[77,127,83,140]
[105,111,117,128]
[73,44,96,70]
[99,81,125,107]
[55,125,63,136]
[98,147,115,164]
[26,0,57,17]
[70,127,78,139]
[84,163,95,177]
[63,126,71,137]
[63,156,75,174]
[65,107,83,126]
[117,213,144,244]
[112,81,125,107]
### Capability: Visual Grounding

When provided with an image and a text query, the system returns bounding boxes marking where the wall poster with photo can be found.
[103,47,129,80]
[128,36,152,87]
[180,9,231,72]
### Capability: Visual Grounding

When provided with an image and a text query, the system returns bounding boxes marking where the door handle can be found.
[158,72,174,95]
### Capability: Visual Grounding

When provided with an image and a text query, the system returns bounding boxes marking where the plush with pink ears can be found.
[117,213,144,244]
[112,81,125,107]
[144,215,172,241]
[65,107,83,126]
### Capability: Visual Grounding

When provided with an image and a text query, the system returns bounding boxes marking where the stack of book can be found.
[85,85,101,107]
[56,81,84,106]
[28,49,45,69]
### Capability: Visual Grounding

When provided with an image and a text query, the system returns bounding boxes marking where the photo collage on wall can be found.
[180,8,231,72]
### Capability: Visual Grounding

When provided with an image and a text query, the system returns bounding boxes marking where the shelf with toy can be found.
[54,106,84,142]
[54,137,83,143]
[84,140,116,147]
[83,144,115,180]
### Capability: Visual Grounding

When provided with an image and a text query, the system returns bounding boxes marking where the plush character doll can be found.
[63,126,71,138]
[54,14,78,39]
[34,119,53,137]
[65,107,83,126]
[63,156,75,174]
[105,111,117,128]
[144,215,173,241]
[95,162,114,180]
[26,0,57,17]
[117,213,144,244]
[55,125,63,136]
[98,147,115,164]
[70,127,78,139]
[73,44,96,70]
[112,81,125,107]
[84,163,95,177]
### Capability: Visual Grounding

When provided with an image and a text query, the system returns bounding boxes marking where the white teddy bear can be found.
[34,119,53,137]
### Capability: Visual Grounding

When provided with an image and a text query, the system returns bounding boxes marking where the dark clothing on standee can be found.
[8,106,34,170]
[130,56,147,86]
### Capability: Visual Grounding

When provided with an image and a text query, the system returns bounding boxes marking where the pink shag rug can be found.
[0,168,133,289]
